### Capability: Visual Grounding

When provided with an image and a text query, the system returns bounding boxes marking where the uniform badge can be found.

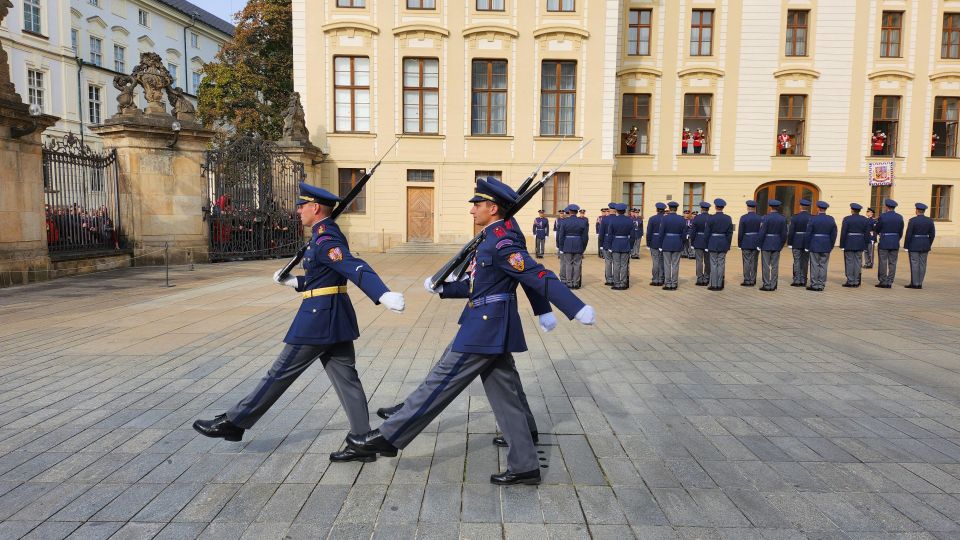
[315,235,331,245]
[316,224,325,234]
[496,239,513,250]
[327,247,343,261]
[508,252,525,272]
[494,226,506,238]
[505,220,513,230]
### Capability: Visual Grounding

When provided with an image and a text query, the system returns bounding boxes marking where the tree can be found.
[197,0,292,140]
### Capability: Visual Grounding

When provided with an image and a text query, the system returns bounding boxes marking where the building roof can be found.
[154,0,236,37]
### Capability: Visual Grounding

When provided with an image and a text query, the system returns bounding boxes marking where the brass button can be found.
[307,246,311,251]
[482,315,488,320]
[312,309,317,313]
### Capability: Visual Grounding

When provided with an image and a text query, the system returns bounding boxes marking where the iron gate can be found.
[42,133,123,255]
[203,134,304,262]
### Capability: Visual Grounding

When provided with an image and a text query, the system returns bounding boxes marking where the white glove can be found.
[272,269,297,288]
[539,312,558,332]
[379,292,405,313]
[805,249,810,252]
[558,250,563,254]
[658,248,663,252]
[424,276,441,294]
[840,248,845,251]
[575,305,595,325]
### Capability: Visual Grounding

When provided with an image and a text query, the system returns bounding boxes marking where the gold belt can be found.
[302,285,348,299]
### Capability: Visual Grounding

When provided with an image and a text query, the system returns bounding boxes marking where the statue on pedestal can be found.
[0,0,24,103]
[282,92,309,142]
[166,86,196,121]
[113,74,139,116]
[130,52,174,115]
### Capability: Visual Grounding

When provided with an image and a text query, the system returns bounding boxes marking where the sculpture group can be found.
[113,52,195,121]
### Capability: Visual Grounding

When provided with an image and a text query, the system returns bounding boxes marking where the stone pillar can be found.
[90,115,214,266]
[276,140,326,186]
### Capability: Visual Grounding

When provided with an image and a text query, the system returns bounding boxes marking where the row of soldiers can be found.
[535,197,937,291]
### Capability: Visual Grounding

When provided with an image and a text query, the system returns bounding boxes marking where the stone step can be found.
[386,242,465,254]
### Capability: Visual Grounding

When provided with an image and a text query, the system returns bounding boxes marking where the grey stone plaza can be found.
[1,251,959,539]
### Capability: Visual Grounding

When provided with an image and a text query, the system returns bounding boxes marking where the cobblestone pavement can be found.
[1,249,959,540]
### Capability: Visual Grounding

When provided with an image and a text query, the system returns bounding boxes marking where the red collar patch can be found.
[494,226,506,238]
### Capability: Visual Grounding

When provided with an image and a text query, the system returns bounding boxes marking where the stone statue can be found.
[113,74,139,116]
[130,52,174,115]
[282,92,309,142]
[0,0,22,103]
[166,86,196,122]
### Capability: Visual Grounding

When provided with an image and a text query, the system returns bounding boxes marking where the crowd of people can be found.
[209,194,302,259]
[45,204,118,250]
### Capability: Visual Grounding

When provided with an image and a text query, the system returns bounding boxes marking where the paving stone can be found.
[461,483,501,523]
[63,521,123,540]
[90,482,167,521]
[650,488,710,528]
[20,521,81,540]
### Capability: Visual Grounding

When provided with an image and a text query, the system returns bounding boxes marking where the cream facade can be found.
[295,0,960,251]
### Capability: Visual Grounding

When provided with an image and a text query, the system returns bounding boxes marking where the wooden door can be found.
[407,187,434,242]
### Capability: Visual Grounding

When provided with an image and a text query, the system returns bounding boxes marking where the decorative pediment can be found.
[111,25,129,36]
[71,8,82,20]
[773,67,821,80]
[678,67,725,79]
[166,48,181,58]
[462,25,519,40]
[393,24,450,39]
[868,69,915,81]
[616,67,662,79]
[191,56,204,65]
[321,21,380,38]
[930,70,960,82]
[87,15,108,29]
[532,25,590,41]
[137,35,155,47]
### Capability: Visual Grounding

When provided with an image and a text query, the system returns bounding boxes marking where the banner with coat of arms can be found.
[868,161,895,186]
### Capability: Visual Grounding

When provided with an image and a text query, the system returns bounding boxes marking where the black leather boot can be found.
[192,414,244,442]
[330,437,377,462]
[490,469,542,485]
[346,429,398,457]
[492,431,539,448]
[376,403,404,420]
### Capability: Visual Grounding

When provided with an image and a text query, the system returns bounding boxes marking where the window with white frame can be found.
[334,56,370,132]
[27,70,44,111]
[192,71,202,91]
[540,60,576,136]
[71,29,79,56]
[88,85,102,124]
[23,0,42,34]
[477,0,504,11]
[89,0,99,6]
[138,9,150,27]
[403,57,440,134]
[471,59,507,135]
[191,32,199,48]
[168,63,178,85]
[547,0,574,12]
[114,44,126,72]
[89,37,103,66]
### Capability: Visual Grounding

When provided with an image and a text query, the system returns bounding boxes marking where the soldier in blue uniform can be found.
[788,199,813,286]
[704,199,733,291]
[605,203,633,289]
[905,202,936,289]
[558,203,589,289]
[554,208,566,258]
[864,207,877,268]
[875,199,904,288]
[840,203,871,287]
[193,183,406,463]
[691,201,712,285]
[595,208,607,258]
[630,208,644,259]
[532,210,549,258]
[658,201,686,290]
[555,209,569,282]
[804,200,837,291]
[683,210,696,259]
[757,199,787,291]
[598,202,618,286]
[646,202,667,285]
[738,200,762,287]
[346,177,595,486]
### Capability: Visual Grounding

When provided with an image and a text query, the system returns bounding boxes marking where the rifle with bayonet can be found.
[428,139,593,289]
[276,136,403,280]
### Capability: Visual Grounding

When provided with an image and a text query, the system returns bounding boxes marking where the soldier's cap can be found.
[916,202,928,210]
[297,182,341,206]
[667,201,680,209]
[655,202,667,210]
[769,199,782,207]
[850,202,863,211]
[632,207,640,212]
[867,207,876,212]
[469,176,518,209]
[616,203,629,211]
[608,202,618,209]
[885,198,898,208]
[567,204,581,213]
[714,198,727,208]
[817,200,829,209]
[699,201,711,209]
[538,209,544,213]
[799,198,812,206]
[746,200,757,208]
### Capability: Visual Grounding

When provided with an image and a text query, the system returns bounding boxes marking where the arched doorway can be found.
[754,181,821,221]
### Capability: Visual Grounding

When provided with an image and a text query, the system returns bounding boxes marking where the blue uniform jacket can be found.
[803,214,837,253]
[630,217,644,243]
[738,213,762,250]
[658,213,687,252]
[905,215,936,252]
[757,212,787,251]
[840,214,871,251]
[868,217,878,243]
[691,212,711,249]
[646,213,664,248]
[285,220,390,345]
[704,213,734,252]
[605,214,634,252]
[532,217,549,239]
[875,211,904,249]
[440,220,586,355]
[554,217,564,249]
[557,214,589,253]
[598,216,611,250]
[787,210,812,248]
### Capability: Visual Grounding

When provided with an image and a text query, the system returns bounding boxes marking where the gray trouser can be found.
[791,248,809,285]
[649,248,664,283]
[380,348,539,473]
[561,252,583,286]
[662,250,681,287]
[612,251,630,287]
[909,251,928,286]
[535,236,545,257]
[761,250,780,289]
[843,250,863,284]
[631,238,642,258]
[604,249,614,283]
[878,249,898,285]
[808,252,829,289]
[598,236,603,257]
[708,251,726,288]
[682,239,694,258]
[695,249,710,283]
[864,242,875,267]
[741,249,758,284]
[227,341,370,434]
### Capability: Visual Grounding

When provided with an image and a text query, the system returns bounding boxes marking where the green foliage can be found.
[196,0,293,140]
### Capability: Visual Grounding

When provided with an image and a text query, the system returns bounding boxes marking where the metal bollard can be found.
[161,242,175,288]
